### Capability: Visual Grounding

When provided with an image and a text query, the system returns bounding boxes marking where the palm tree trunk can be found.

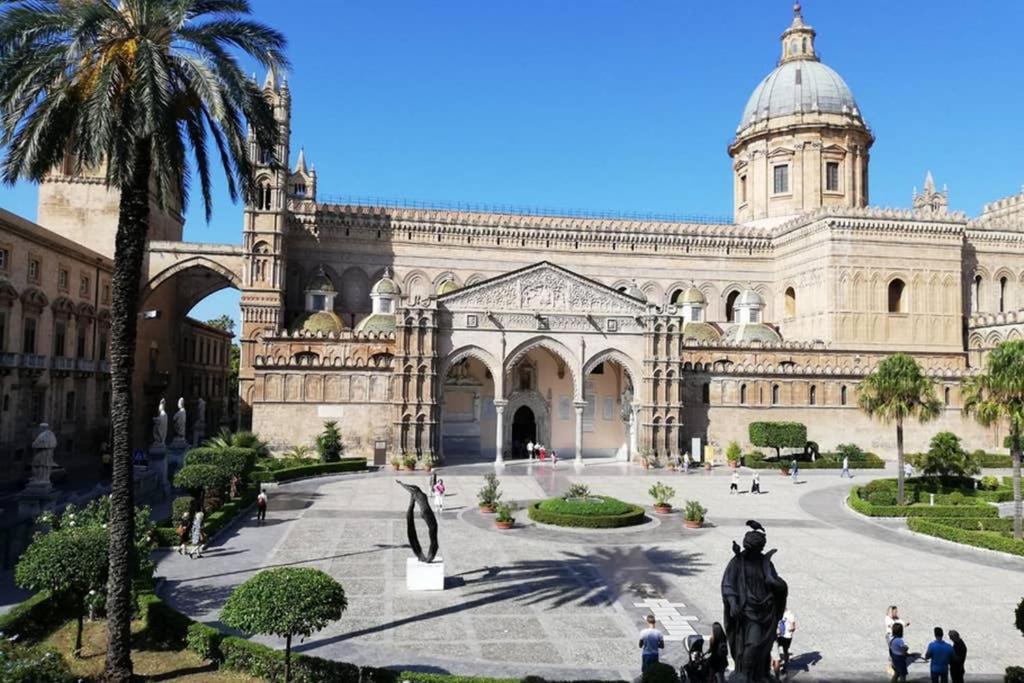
[104,138,152,683]
[1013,432,1022,541]
[896,419,905,506]
[285,633,292,683]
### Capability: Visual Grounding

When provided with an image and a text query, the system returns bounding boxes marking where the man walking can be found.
[791,459,799,483]
[730,470,739,494]
[925,627,955,683]
[256,488,268,526]
[840,455,852,478]
[638,614,664,674]
[777,607,796,672]
[527,440,535,460]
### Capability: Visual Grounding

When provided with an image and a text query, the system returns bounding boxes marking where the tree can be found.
[205,314,236,336]
[315,420,343,462]
[858,353,942,505]
[16,526,108,657]
[174,463,230,511]
[0,3,286,678]
[748,421,807,460]
[910,431,980,480]
[963,340,1024,540]
[220,568,346,683]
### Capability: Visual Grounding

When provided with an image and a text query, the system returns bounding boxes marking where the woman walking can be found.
[189,509,205,559]
[949,630,967,683]
[751,470,761,495]
[175,510,190,555]
[433,478,446,513]
[889,622,909,683]
[708,621,729,683]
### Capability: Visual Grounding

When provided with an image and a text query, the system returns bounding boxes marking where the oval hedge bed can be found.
[906,518,1024,557]
[528,496,646,528]
[847,487,999,518]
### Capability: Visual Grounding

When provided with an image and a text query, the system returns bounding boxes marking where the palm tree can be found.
[858,353,942,505]
[962,340,1024,540]
[0,2,286,679]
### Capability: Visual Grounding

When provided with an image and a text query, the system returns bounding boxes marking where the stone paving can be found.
[155,460,1024,681]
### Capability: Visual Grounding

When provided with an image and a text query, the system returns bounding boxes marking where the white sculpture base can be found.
[406,557,445,591]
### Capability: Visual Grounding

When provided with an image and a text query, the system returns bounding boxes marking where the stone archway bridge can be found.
[143,240,244,308]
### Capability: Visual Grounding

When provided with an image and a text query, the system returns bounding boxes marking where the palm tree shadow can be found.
[296,545,707,653]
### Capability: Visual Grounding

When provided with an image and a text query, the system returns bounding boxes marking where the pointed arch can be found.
[504,335,581,400]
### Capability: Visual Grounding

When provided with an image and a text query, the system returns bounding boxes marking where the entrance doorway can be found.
[511,406,536,457]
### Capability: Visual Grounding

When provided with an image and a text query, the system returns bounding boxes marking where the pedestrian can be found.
[751,470,761,495]
[433,477,446,512]
[429,469,438,489]
[777,606,796,672]
[925,626,955,683]
[638,614,664,674]
[255,488,268,525]
[527,440,535,460]
[708,621,729,683]
[551,450,558,466]
[949,630,967,683]
[175,510,190,555]
[841,455,852,478]
[730,470,739,494]
[886,605,910,647]
[683,452,691,474]
[189,509,205,559]
[791,459,799,483]
[904,461,914,479]
[889,622,910,683]
[538,444,546,461]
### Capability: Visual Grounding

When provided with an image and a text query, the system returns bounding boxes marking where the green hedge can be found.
[0,591,68,642]
[186,621,224,661]
[221,635,364,683]
[907,518,1024,557]
[528,498,646,528]
[909,517,1014,532]
[745,452,885,469]
[977,452,1014,468]
[399,674,519,683]
[847,488,999,518]
[252,458,367,483]
[536,497,636,517]
[154,486,259,547]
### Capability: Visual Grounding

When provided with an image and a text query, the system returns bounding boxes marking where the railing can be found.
[75,358,96,372]
[52,356,75,371]
[21,354,47,369]
[97,360,110,373]
[0,352,18,368]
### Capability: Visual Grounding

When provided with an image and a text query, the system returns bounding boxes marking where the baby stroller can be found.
[679,634,711,682]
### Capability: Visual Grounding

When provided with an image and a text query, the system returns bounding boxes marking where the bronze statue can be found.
[396,481,439,563]
[721,520,788,682]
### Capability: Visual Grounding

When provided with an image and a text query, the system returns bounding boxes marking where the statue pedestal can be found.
[406,557,445,591]
[167,439,189,486]
[148,444,169,492]
[16,486,58,520]
[192,426,205,447]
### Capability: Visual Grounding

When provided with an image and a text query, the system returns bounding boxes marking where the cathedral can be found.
[236,4,1024,463]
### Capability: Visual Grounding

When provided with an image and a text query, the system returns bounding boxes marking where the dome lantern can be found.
[779,2,817,65]
[304,266,336,312]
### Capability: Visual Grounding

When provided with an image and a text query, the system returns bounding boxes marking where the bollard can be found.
[930,493,935,506]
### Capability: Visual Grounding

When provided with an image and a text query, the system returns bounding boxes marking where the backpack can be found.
[777,618,787,638]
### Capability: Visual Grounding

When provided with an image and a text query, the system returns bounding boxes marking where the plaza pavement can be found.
[155,460,1023,681]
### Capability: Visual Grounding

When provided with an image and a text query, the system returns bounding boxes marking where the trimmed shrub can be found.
[848,487,998,518]
[1006,666,1024,683]
[641,662,680,683]
[906,518,1024,557]
[748,422,807,459]
[0,591,67,643]
[978,451,1014,468]
[746,451,885,469]
[835,443,869,460]
[172,495,195,522]
[186,621,224,662]
[915,518,1014,532]
[528,497,646,528]
[867,491,897,507]
[1016,596,1024,637]
[137,591,192,649]
[220,635,361,683]
[980,475,1002,491]
[252,458,367,483]
[315,420,344,463]
[0,640,70,683]
[174,463,230,509]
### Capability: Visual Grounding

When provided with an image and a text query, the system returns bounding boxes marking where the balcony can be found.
[97,360,110,374]
[75,358,96,373]
[21,354,47,369]
[52,356,75,373]
[0,352,18,369]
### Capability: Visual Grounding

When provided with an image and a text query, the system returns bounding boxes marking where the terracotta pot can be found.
[781,468,790,476]
[654,504,672,515]
[479,505,496,513]
[728,461,738,469]
[495,520,514,529]
[684,519,704,529]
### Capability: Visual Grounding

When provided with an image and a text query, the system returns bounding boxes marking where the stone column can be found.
[493,399,507,466]
[573,401,586,464]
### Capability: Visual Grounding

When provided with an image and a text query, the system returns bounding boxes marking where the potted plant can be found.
[648,481,676,514]
[780,463,791,476]
[402,454,417,471]
[495,502,515,529]
[390,456,402,471]
[726,441,742,469]
[422,452,435,472]
[477,473,501,513]
[683,500,706,529]
[703,459,712,471]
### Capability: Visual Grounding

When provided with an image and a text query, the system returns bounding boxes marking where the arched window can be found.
[809,385,817,406]
[887,279,906,313]
[725,291,740,322]
[944,386,951,407]
[974,274,983,313]
[772,384,780,405]
[840,385,847,406]
[784,287,796,318]
[1000,276,1008,313]
[739,384,747,405]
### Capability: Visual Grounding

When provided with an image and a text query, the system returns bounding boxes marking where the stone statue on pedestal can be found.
[193,397,207,445]
[152,398,168,447]
[28,424,57,492]
[172,397,187,441]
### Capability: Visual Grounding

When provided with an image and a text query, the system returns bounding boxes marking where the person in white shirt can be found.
[751,470,761,495]
[840,455,852,478]
[777,608,796,671]
[526,440,534,460]
[638,614,665,674]
[730,471,739,494]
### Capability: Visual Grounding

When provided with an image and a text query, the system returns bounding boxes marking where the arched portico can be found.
[582,349,640,461]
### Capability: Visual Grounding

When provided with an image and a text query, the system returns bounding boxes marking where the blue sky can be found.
[2,1,1023,326]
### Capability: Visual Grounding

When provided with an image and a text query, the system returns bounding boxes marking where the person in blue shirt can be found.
[637,614,665,674]
[925,626,956,683]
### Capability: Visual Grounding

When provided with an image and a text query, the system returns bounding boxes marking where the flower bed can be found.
[527,496,646,528]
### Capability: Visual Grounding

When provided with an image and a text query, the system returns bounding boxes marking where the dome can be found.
[625,282,646,302]
[306,268,335,293]
[291,310,346,334]
[739,60,860,132]
[723,323,781,344]
[677,286,706,305]
[681,322,721,342]
[354,312,396,335]
[371,274,399,296]
[436,279,459,296]
[735,289,765,307]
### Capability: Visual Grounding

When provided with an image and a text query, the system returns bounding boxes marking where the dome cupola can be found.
[304,266,336,312]
[356,267,399,335]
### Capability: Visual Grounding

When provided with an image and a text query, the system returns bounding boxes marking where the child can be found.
[730,471,739,494]
[751,470,761,495]
[433,478,446,512]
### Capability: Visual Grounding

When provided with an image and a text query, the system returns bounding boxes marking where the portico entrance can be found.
[511,406,536,457]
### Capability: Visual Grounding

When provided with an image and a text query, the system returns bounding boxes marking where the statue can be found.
[172,397,187,440]
[396,481,439,563]
[473,392,481,421]
[28,424,57,490]
[193,397,207,445]
[152,398,168,446]
[721,520,788,682]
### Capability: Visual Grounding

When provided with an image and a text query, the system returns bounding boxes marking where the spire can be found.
[294,147,307,174]
[779,1,818,64]
[924,170,935,193]
[263,67,277,92]
[913,171,948,214]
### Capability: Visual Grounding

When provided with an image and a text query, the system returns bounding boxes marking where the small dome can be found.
[681,322,721,342]
[371,269,399,296]
[306,267,335,293]
[735,289,765,307]
[677,286,706,305]
[436,279,459,296]
[623,281,646,302]
[739,60,861,133]
[723,322,781,344]
[291,311,346,334]
[355,312,397,334]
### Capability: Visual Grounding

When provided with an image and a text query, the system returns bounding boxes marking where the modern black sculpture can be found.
[397,481,439,563]
[721,520,788,682]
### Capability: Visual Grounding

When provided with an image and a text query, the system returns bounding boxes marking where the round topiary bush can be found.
[528,496,646,528]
